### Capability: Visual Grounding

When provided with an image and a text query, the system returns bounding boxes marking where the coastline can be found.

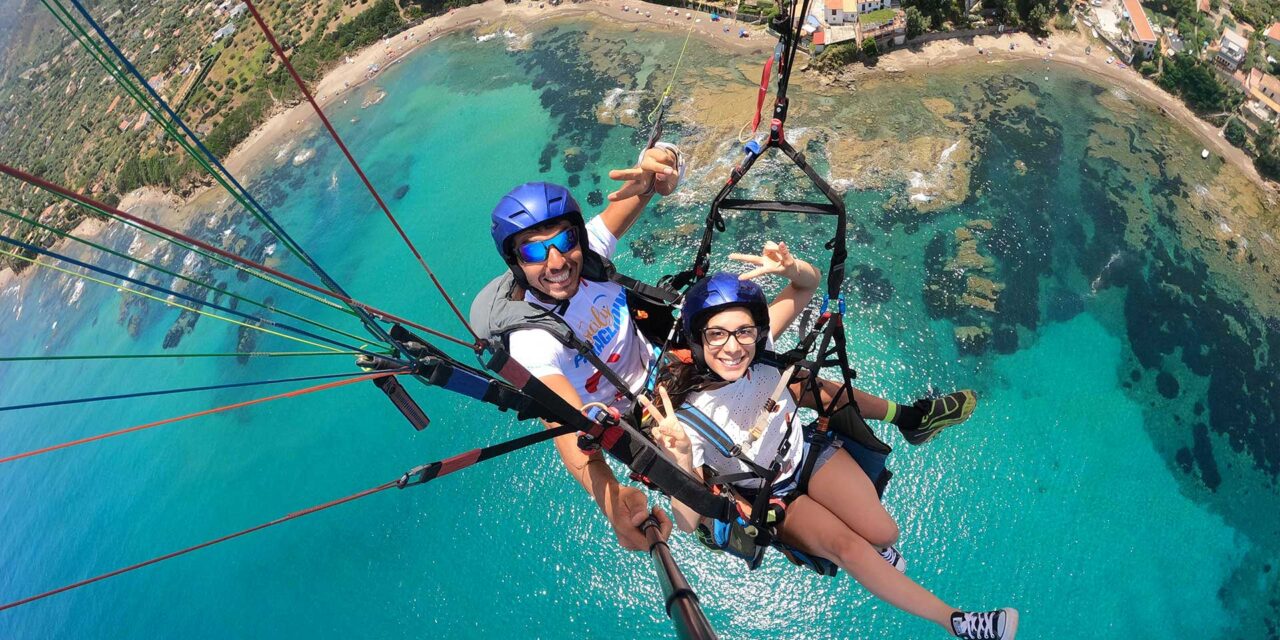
[841,29,1277,196]
[10,0,1274,292]
[172,0,1280,208]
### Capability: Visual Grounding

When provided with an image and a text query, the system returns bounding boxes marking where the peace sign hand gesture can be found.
[729,240,795,281]
[638,385,690,459]
[607,146,680,201]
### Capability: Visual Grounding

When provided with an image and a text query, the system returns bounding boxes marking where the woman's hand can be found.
[638,385,691,459]
[607,145,679,201]
[729,241,820,290]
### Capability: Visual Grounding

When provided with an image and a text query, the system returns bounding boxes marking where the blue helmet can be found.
[490,182,585,265]
[681,272,770,369]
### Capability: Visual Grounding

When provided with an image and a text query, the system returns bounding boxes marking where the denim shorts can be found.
[770,440,838,498]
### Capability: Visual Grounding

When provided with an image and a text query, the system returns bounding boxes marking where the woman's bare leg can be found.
[805,448,899,547]
[779,495,955,630]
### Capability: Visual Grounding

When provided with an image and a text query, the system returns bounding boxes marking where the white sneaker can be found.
[878,545,906,573]
[951,608,1018,640]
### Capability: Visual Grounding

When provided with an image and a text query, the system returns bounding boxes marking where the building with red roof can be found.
[1122,0,1157,58]
[1266,22,1280,47]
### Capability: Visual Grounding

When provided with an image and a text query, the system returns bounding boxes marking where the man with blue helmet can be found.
[471,145,685,549]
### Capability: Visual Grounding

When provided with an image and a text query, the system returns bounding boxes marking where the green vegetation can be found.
[1149,0,1214,54]
[1156,54,1240,114]
[815,41,861,69]
[904,6,931,37]
[1228,0,1279,28]
[859,8,897,24]
[1257,148,1280,181]
[1224,117,1249,146]
[901,0,964,30]
[1027,3,1050,33]
[0,0,455,274]
[862,36,880,58]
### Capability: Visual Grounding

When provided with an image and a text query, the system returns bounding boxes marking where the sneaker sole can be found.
[1002,607,1019,640]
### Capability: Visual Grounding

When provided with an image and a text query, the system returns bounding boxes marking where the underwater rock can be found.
[851,265,894,304]
[949,227,995,271]
[563,147,586,173]
[954,324,991,355]
[1191,422,1222,491]
[992,325,1019,353]
[568,174,580,187]
[596,87,645,128]
[587,190,604,207]
[162,308,201,349]
[1157,371,1180,399]
[291,148,315,166]
[960,275,1003,313]
[1013,159,1027,175]
[236,322,260,364]
[652,223,701,244]
[361,88,387,108]
[538,143,556,173]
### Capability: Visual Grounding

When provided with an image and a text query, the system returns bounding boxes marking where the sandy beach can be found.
[11,0,1272,292]
[165,0,1280,201]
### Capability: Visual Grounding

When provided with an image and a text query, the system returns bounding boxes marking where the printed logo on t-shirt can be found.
[572,289,628,368]
[584,353,622,394]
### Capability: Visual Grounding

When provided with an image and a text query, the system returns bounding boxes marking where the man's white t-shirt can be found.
[506,216,652,409]
[679,341,804,490]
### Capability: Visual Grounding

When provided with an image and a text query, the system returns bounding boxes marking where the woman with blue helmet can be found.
[641,253,1017,640]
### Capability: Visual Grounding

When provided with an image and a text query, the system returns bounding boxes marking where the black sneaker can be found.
[878,545,906,573]
[951,608,1018,640]
[899,390,977,445]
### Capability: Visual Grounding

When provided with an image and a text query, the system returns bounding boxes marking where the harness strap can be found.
[676,406,773,477]
[750,55,776,136]
[613,271,682,305]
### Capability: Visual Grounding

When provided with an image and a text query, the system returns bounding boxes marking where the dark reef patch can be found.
[850,265,893,304]
[1192,422,1222,491]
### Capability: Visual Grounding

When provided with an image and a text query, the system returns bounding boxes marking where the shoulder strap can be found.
[676,405,772,477]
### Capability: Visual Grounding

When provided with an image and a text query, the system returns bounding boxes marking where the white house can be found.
[1215,28,1248,71]
[213,23,236,42]
[826,0,851,25]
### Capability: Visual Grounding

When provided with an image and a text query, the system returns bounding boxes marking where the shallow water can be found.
[1,21,1277,639]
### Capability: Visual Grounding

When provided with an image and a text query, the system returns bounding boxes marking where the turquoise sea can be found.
[2,20,1278,639]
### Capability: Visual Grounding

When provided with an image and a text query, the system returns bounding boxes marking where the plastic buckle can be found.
[577,434,601,453]
[837,294,847,315]
[819,295,830,315]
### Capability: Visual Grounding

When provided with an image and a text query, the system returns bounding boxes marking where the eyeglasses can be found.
[516,227,579,264]
[702,325,762,347]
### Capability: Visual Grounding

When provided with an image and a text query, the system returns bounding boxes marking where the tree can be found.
[1157,54,1235,114]
[1224,117,1248,147]
[1027,3,1050,33]
[862,37,880,58]
[1002,0,1021,25]
[905,6,931,38]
